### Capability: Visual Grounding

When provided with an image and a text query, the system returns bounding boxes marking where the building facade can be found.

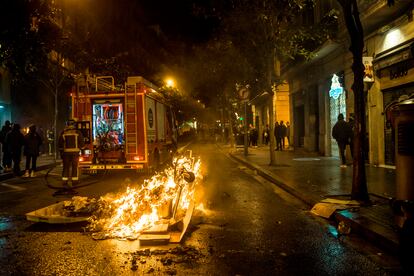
[285,0,413,167]
[250,83,291,146]
[0,67,12,126]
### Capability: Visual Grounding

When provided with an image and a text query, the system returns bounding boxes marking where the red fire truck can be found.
[71,75,177,172]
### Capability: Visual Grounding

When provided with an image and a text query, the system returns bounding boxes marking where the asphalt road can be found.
[0,143,398,275]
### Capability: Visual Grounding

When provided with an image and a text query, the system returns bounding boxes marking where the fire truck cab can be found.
[71,75,177,172]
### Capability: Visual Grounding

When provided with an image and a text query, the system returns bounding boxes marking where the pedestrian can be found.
[274,122,282,150]
[251,126,258,147]
[0,120,12,171]
[262,124,270,145]
[23,124,43,177]
[332,113,352,168]
[286,121,291,147]
[5,123,25,176]
[58,120,84,187]
[348,116,354,159]
[280,121,287,150]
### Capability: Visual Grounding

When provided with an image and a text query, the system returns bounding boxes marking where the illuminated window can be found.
[329,74,343,99]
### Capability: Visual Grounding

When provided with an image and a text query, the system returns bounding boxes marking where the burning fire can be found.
[88,156,201,240]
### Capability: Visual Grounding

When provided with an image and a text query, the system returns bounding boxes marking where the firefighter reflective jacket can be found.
[58,127,84,153]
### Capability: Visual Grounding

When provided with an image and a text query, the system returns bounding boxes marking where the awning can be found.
[373,39,414,71]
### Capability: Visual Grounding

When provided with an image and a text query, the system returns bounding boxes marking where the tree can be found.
[159,85,206,125]
[0,0,55,82]
[336,0,395,202]
[336,0,368,201]
[216,0,337,164]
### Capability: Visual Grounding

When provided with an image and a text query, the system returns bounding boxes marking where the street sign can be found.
[238,88,250,100]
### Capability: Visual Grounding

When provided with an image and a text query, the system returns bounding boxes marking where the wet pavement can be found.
[227,144,401,254]
[0,143,400,275]
[0,155,59,182]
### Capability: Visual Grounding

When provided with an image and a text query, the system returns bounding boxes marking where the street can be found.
[0,143,398,275]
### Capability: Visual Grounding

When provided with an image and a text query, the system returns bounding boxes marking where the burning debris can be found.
[87,155,201,240]
[27,153,202,243]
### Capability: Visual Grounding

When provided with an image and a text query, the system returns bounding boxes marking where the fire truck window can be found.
[92,102,124,150]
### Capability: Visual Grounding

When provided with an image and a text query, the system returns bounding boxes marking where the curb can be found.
[334,210,399,254]
[228,152,316,207]
[226,149,400,254]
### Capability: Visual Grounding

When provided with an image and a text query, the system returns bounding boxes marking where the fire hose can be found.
[43,164,107,191]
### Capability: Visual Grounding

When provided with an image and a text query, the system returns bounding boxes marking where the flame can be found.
[88,156,201,239]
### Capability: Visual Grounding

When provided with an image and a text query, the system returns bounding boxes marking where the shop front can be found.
[374,40,414,166]
[328,73,346,158]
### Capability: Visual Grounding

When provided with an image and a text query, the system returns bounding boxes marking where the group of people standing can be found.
[0,121,43,177]
[274,121,290,150]
[260,121,290,150]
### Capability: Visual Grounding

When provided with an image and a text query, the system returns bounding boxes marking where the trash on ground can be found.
[337,221,351,235]
[310,203,350,219]
[321,198,360,206]
[311,198,360,219]
[25,200,91,224]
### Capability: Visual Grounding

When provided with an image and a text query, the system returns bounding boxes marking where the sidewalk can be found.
[0,155,60,181]
[227,144,400,254]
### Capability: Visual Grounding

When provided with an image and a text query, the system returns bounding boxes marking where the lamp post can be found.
[244,101,248,156]
[238,87,250,156]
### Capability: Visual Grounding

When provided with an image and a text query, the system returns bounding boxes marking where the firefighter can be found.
[58,120,84,188]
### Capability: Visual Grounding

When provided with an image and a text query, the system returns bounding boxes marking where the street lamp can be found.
[165,78,175,88]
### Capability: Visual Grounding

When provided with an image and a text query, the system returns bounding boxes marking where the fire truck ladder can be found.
[125,84,138,156]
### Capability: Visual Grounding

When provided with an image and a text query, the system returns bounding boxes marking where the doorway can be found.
[294,105,305,147]
[329,74,346,157]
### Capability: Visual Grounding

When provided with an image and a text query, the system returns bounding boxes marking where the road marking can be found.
[0,183,27,193]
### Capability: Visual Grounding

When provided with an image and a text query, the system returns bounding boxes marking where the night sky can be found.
[70,0,219,66]
[5,0,224,127]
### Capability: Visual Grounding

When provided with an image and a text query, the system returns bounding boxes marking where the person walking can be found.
[274,122,282,150]
[5,124,25,176]
[0,120,12,171]
[58,120,84,187]
[348,116,354,159]
[23,124,43,177]
[280,121,287,150]
[251,126,258,147]
[332,113,352,168]
[286,121,291,148]
[262,124,270,145]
